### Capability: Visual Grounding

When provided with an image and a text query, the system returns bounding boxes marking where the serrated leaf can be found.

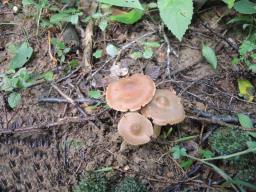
[238,79,255,102]
[202,44,217,69]
[171,145,187,159]
[42,71,54,81]
[98,0,143,10]
[8,92,21,108]
[88,90,101,99]
[234,0,256,14]
[106,44,118,57]
[110,9,143,24]
[237,113,253,129]
[158,0,193,41]
[9,42,33,70]
[93,49,103,59]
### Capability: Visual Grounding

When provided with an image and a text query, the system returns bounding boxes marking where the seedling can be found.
[51,38,70,64]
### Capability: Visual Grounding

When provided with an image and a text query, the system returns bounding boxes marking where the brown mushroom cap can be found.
[118,112,154,145]
[106,74,156,112]
[141,89,185,126]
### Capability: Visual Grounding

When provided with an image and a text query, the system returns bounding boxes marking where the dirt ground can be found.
[1,1,256,192]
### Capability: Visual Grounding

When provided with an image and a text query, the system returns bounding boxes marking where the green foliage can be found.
[199,149,214,159]
[171,145,187,159]
[8,92,21,108]
[51,38,70,64]
[209,127,251,155]
[110,9,144,24]
[42,70,54,81]
[202,44,217,70]
[158,0,193,41]
[180,159,193,169]
[99,19,108,31]
[74,172,108,192]
[112,177,147,192]
[98,0,144,10]
[9,42,33,70]
[106,44,118,57]
[237,79,255,102]
[234,0,256,14]
[223,0,235,8]
[50,8,83,25]
[88,90,102,99]
[237,113,253,128]
[93,49,103,59]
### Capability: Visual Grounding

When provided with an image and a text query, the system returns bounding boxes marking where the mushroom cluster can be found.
[106,73,185,145]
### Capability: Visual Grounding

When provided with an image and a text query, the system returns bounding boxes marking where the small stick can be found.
[38,97,98,105]
[51,83,87,117]
[48,31,57,65]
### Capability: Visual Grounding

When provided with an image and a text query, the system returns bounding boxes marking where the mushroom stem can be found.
[120,141,128,152]
[153,125,162,138]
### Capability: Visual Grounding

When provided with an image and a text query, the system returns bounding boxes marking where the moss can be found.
[209,127,251,155]
[112,177,147,192]
[74,172,108,192]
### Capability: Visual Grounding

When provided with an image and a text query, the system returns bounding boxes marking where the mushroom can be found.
[118,112,154,145]
[141,89,185,137]
[106,74,156,112]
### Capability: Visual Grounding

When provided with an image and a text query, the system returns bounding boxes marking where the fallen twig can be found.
[38,97,99,105]
[51,83,87,117]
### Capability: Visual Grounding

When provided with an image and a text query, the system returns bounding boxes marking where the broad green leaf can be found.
[9,42,33,70]
[237,113,253,128]
[93,49,103,59]
[158,0,193,41]
[110,9,144,24]
[99,19,108,31]
[202,44,217,69]
[106,44,118,57]
[171,145,187,159]
[98,0,143,10]
[247,141,256,153]
[234,0,256,14]
[222,0,235,8]
[8,92,21,108]
[248,64,256,73]
[88,90,102,99]
[143,48,153,59]
[238,79,255,102]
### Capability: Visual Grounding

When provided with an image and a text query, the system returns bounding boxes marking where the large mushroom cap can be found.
[141,89,185,126]
[118,112,154,145]
[106,74,156,112]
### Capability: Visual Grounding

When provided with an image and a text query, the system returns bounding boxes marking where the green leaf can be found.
[106,44,118,57]
[42,71,54,81]
[199,149,214,159]
[93,49,103,59]
[9,42,33,70]
[99,19,108,31]
[246,141,256,153]
[234,0,256,14]
[110,9,144,24]
[8,92,21,108]
[222,0,235,8]
[143,41,161,48]
[171,145,187,160]
[248,64,256,73]
[22,0,35,6]
[98,0,144,10]
[143,48,153,59]
[158,0,193,41]
[130,51,143,59]
[88,90,102,99]
[202,44,217,69]
[180,159,193,169]
[237,113,253,129]
[238,79,255,102]
[239,40,256,55]
[50,10,82,25]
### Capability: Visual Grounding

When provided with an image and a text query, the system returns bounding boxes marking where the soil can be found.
[0,1,256,192]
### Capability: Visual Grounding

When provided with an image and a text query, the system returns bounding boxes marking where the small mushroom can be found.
[141,89,185,136]
[118,112,154,145]
[106,74,156,112]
